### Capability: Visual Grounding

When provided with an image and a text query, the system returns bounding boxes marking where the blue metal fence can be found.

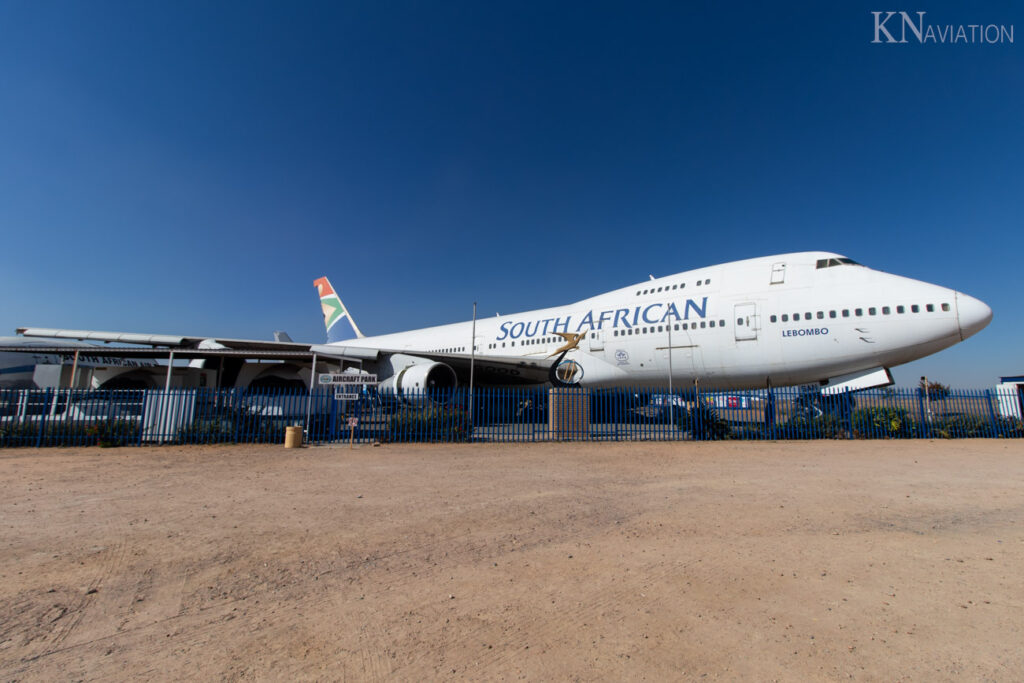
[1,386,1022,447]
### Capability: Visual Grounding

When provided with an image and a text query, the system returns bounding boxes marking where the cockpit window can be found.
[816,257,862,269]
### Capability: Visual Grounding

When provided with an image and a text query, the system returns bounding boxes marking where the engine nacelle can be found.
[378,361,457,403]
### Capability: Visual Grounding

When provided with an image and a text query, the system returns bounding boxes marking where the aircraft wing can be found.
[16,328,557,385]
[16,327,314,352]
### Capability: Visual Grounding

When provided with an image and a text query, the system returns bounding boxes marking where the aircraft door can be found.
[658,325,700,380]
[588,329,605,352]
[734,303,758,341]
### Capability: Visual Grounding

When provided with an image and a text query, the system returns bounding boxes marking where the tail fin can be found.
[314,276,365,342]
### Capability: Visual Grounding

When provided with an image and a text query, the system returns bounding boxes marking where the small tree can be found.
[919,378,950,401]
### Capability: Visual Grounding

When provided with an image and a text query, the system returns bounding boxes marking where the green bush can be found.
[89,419,138,447]
[0,422,41,447]
[676,405,731,440]
[731,424,772,440]
[387,405,472,442]
[0,419,139,447]
[853,407,916,438]
[179,409,288,444]
[179,418,236,443]
[995,417,1024,438]
[929,414,993,439]
[780,414,847,439]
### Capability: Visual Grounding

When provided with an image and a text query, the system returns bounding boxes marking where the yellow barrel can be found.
[284,425,303,448]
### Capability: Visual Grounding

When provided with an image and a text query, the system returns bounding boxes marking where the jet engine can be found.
[378,361,457,403]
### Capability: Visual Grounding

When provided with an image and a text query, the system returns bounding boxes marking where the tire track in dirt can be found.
[6,532,129,673]
[2,596,252,680]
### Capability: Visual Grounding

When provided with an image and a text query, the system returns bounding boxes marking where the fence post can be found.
[916,387,927,438]
[843,390,853,440]
[233,389,242,443]
[694,385,702,441]
[36,388,51,448]
[137,390,149,446]
[984,389,1000,438]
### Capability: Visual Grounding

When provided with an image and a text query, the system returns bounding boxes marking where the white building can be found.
[996,376,1024,419]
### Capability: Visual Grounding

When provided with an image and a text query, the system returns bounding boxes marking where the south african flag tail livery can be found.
[314,276,364,342]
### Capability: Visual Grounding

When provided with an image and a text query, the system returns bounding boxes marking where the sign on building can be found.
[319,373,377,385]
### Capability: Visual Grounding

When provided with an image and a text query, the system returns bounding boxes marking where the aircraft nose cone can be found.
[956,291,992,340]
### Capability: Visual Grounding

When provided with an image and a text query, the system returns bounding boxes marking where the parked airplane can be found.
[311,251,991,395]
[16,252,991,396]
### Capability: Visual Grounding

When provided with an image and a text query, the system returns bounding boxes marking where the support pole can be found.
[693,377,700,440]
[160,351,175,446]
[667,321,674,427]
[70,349,80,389]
[469,301,477,427]
[164,351,174,391]
[922,376,932,423]
[305,353,318,437]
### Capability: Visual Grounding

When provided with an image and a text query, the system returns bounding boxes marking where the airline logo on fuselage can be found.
[495,298,708,341]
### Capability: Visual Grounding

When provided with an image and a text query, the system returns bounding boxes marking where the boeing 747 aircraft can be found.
[311,251,991,395]
[16,252,991,396]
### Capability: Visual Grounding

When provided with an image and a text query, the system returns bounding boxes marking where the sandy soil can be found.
[0,439,1022,681]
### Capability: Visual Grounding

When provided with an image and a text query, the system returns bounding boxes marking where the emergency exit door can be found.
[734,303,758,341]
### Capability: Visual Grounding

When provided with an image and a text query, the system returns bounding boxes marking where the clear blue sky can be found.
[0,1,1020,387]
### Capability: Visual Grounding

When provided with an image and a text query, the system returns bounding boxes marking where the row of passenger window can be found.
[766,302,950,324]
[636,278,711,297]
[488,336,563,349]
[611,319,728,336]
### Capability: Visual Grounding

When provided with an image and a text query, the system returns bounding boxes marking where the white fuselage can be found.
[329,252,991,390]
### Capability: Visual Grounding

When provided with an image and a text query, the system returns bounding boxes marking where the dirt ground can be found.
[0,440,1022,681]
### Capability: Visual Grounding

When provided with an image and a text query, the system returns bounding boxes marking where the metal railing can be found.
[1,386,1021,447]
